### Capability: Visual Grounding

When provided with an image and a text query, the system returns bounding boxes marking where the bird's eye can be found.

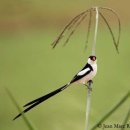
[89,56,96,61]
[92,57,96,61]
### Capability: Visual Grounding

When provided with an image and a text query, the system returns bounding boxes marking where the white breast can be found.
[77,64,97,84]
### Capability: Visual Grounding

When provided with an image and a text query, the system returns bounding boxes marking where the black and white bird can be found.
[13,55,97,120]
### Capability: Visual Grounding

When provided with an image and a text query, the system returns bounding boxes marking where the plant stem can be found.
[6,88,37,130]
[85,81,93,130]
[92,7,99,56]
[91,91,130,130]
[121,108,130,130]
[85,7,99,130]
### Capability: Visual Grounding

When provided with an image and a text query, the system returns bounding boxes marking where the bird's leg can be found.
[84,80,93,91]
[88,80,93,84]
[88,80,93,91]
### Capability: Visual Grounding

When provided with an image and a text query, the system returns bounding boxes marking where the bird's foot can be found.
[88,80,93,84]
[84,80,93,91]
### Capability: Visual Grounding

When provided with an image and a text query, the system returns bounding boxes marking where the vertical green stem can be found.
[85,7,99,130]
[92,7,99,56]
[85,82,93,130]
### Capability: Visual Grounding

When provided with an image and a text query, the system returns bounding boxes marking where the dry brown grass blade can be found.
[51,6,121,53]
[84,10,92,51]
[67,15,82,31]
[63,14,88,46]
[51,12,86,48]
[99,7,121,48]
[51,9,91,48]
[99,11,119,53]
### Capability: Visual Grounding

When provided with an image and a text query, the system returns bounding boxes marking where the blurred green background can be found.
[0,0,130,130]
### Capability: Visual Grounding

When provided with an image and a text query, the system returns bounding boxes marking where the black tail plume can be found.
[13,84,69,120]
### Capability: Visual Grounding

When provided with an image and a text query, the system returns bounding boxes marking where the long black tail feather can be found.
[24,84,68,107]
[13,84,69,120]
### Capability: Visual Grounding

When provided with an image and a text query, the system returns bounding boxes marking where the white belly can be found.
[77,64,97,84]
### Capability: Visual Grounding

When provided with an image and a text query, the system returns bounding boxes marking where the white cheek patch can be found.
[77,68,90,76]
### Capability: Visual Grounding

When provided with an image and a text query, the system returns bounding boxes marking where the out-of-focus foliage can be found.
[0,0,129,32]
[0,0,130,130]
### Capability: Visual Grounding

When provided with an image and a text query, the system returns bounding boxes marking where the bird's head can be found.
[88,56,97,64]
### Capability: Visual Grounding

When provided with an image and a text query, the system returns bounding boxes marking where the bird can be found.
[13,55,97,120]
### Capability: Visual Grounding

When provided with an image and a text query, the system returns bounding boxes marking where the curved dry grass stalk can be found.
[99,12,119,53]
[64,14,88,46]
[51,9,91,48]
[51,7,121,54]
[99,7,121,49]
[84,10,92,51]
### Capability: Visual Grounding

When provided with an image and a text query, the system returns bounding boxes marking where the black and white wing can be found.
[70,63,93,84]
